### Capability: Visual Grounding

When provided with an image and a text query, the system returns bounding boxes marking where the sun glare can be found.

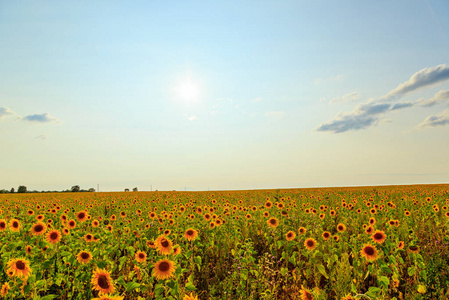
[174,78,201,103]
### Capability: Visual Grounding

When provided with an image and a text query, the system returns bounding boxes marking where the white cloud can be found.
[329,92,360,104]
[418,89,449,107]
[0,107,15,120]
[416,109,449,129]
[253,97,263,102]
[383,64,449,100]
[188,115,198,121]
[22,113,60,123]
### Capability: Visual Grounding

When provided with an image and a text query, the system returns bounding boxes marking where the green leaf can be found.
[365,287,382,298]
[280,267,288,277]
[194,256,202,271]
[317,264,328,279]
[125,281,141,292]
[185,282,196,291]
[377,276,390,289]
[119,256,127,271]
[40,295,58,300]
[407,266,416,276]
[231,249,235,256]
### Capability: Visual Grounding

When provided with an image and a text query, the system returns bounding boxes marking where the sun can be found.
[174,78,201,103]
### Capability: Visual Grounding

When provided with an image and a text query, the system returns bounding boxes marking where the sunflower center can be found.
[98,275,110,289]
[186,230,194,236]
[364,246,375,255]
[81,252,90,259]
[270,219,276,225]
[374,233,383,240]
[35,224,44,232]
[159,261,170,272]
[0,222,5,229]
[139,253,145,259]
[78,213,85,219]
[161,239,169,247]
[69,221,75,226]
[410,246,418,251]
[50,232,58,240]
[16,260,26,270]
[13,221,19,228]
[307,240,314,247]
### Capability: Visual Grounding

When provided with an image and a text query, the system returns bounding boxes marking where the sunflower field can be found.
[0,184,449,300]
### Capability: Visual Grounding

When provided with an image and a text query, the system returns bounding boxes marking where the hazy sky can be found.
[1,1,449,191]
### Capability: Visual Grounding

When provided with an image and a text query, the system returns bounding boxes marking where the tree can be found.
[71,185,80,192]
[10,188,15,193]
[88,188,95,192]
[18,186,27,193]
[124,188,130,192]
[133,187,138,192]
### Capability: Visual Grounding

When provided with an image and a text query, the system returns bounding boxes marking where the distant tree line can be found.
[0,185,96,194]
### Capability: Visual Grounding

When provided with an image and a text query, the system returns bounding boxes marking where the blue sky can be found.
[1,1,448,191]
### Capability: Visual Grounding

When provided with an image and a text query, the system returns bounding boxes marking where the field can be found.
[0,184,449,300]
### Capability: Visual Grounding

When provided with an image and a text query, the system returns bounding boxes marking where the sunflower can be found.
[152,259,176,280]
[26,245,32,255]
[0,219,6,231]
[135,251,147,263]
[371,230,387,244]
[304,238,317,250]
[341,294,355,300]
[408,246,419,253]
[184,228,198,241]
[155,235,173,255]
[298,227,307,234]
[91,268,115,295]
[91,295,124,300]
[397,241,405,250]
[265,201,273,209]
[146,240,156,249]
[45,229,61,244]
[92,220,100,227]
[76,211,88,222]
[365,226,374,235]
[267,217,279,228]
[67,219,77,229]
[336,223,346,233]
[31,222,47,236]
[173,245,182,255]
[360,243,379,262]
[0,282,10,297]
[183,293,199,300]
[333,235,339,242]
[321,231,331,240]
[85,233,94,242]
[9,218,21,232]
[77,250,93,264]
[6,258,32,279]
[286,231,296,241]
[299,287,314,300]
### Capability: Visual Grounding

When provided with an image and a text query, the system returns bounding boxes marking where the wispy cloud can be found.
[22,113,60,123]
[418,89,449,107]
[188,115,198,121]
[0,107,15,120]
[383,64,449,100]
[253,97,263,103]
[316,102,414,133]
[391,102,415,110]
[317,64,449,133]
[416,109,449,129]
[329,92,360,104]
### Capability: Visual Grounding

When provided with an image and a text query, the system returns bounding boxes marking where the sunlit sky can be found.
[1,1,449,192]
